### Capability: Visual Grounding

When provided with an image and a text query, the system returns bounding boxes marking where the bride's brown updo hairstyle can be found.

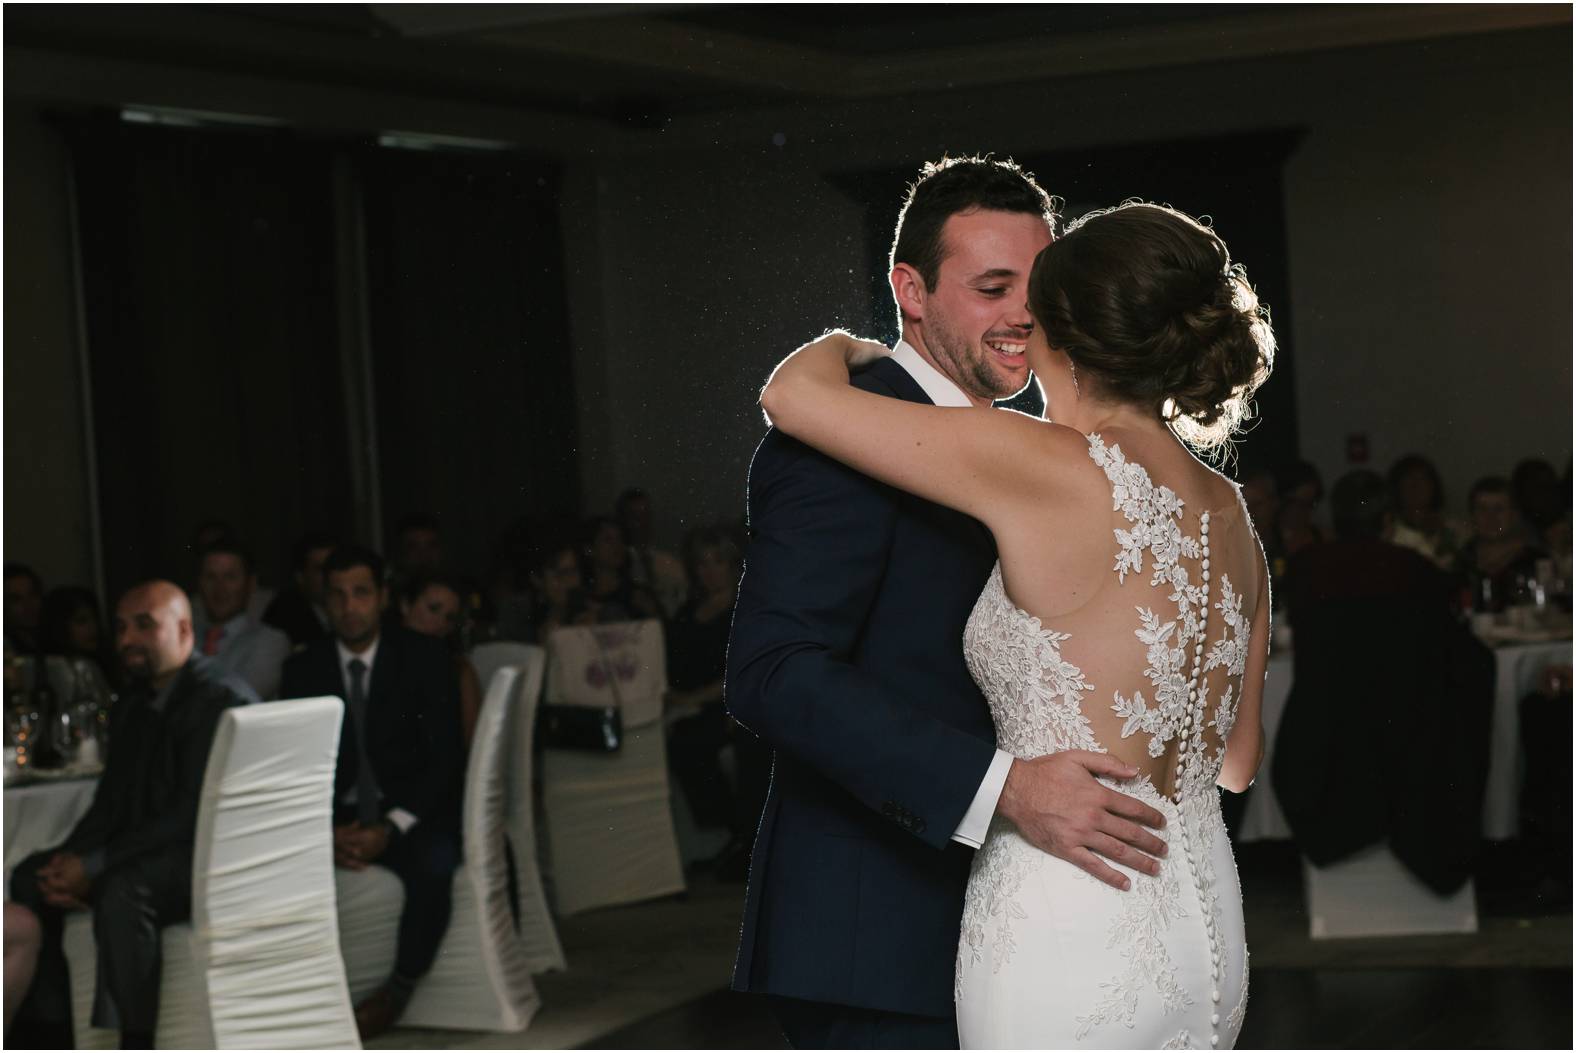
[1029,201,1275,454]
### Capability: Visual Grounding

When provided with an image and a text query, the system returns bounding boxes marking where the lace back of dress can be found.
[1085,435,1252,802]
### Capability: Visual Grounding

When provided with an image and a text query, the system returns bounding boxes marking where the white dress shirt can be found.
[335,635,419,834]
[197,610,290,700]
[889,339,1015,849]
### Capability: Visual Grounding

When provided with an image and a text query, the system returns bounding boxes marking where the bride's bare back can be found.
[987,421,1269,797]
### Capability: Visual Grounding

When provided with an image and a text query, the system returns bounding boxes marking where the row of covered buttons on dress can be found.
[1175,511,1222,1048]
[1173,510,1210,804]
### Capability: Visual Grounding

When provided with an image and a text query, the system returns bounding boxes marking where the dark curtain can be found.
[360,148,579,579]
[71,119,352,596]
[830,129,1303,479]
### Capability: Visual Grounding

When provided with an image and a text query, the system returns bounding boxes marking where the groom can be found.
[726,156,1169,1048]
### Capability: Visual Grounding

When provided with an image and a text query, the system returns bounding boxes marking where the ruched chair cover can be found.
[540,620,686,916]
[471,641,566,974]
[334,665,542,1032]
[64,697,359,1049]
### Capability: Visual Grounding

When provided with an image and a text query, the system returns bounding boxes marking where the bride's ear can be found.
[890,263,926,323]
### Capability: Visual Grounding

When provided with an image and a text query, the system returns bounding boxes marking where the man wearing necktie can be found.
[280,545,464,1040]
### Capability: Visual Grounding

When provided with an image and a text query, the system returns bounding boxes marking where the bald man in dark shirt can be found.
[9,581,252,1048]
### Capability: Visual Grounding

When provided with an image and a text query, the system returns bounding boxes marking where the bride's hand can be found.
[822,331,890,369]
[761,330,888,426]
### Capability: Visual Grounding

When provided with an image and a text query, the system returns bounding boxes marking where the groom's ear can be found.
[890,263,926,323]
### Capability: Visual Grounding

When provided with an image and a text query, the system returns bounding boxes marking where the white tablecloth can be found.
[4,777,99,885]
[1238,640,1572,842]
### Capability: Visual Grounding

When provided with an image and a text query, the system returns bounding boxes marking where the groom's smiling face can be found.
[910,208,1051,403]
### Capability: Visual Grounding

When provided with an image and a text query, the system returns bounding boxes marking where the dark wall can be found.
[70,119,579,593]
[363,148,580,574]
[72,120,352,594]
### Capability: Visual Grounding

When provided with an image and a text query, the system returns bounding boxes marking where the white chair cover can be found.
[1303,843,1478,939]
[472,641,567,973]
[332,866,402,1005]
[540,621,686,916]
[335,666,542,1032]
[65,697,359,1049]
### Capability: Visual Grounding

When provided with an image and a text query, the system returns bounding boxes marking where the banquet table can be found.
[1237,638,1572,843]
[4,774,100,885]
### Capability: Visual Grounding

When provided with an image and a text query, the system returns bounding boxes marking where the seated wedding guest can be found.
[487,518,539,642]
[193,540,291,700]
[1455,476,1547,612]
[399,572,482,747]
[386,514,447,631]
[1275,458,1327,558]
[392,513,445,582]
[4,902,41,1036]
[583,516,659,622]
[4,563,44,655]
[666,528,770,881]
[9,581,252,1049]
[616,488,689,617]
[528,532,598,642]
[280,545,464,1040]
[1290,470,1450,593]
[1386,453,1465,569]
[665,529,740,827]
[40,586,111,674]
[263,531,337,648]
[187,520,273,619]
[1512,457,1563,543]
[1275,472,1492,895]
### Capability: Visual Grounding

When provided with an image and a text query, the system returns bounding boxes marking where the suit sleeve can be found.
[726,426,996,851]
[388,637,464,828]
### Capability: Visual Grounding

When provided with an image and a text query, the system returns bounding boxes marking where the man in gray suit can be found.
[192,539,290,699]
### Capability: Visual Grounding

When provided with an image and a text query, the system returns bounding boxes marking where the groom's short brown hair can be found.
[889,156,1058,292]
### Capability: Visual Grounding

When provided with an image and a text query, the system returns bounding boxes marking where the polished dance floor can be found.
[583,842,1572,1050]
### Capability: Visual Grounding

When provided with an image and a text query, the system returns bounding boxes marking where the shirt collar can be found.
[336,634,381,684]
[196,608,250,639]
[890,339,973,408]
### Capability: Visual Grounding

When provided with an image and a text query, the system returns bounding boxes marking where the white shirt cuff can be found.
[385,808,418,835]
[950,749,1014,848]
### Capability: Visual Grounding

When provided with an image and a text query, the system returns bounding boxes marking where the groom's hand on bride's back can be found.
[997,752,1168,891]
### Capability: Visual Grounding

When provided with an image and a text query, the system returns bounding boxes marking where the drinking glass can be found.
[51,706,78,766]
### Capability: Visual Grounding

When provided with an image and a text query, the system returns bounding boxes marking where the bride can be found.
[760,201,1275,1049]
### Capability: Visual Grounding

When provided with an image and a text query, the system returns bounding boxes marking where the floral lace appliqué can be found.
[1227,949,1250,1035]
[964,565,1099,758]
[956,821,1044,999]
[1073,786,1192,1039]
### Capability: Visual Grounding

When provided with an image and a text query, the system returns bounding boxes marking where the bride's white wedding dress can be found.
[955,435,1260,1050]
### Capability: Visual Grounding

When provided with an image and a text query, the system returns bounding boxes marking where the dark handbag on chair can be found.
[538,629,625,753]
[539,702,622,752]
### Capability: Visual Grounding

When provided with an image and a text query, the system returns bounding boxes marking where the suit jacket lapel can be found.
[867,356,934,406]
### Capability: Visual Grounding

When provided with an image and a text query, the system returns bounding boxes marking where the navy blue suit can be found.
[727,357,999,1035]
